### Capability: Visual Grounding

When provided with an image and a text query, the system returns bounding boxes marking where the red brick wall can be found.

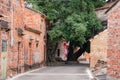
[8,0,25,75]
[90,30,107,69]
[23,7,46,67]
[107,7,120,79]
[0,0,47,78]
[0,0,11,21]
[0,0,11,78]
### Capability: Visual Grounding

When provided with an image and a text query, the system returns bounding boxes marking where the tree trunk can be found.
[46,35,58,63]
[51,43,58,62]
[66,41,90,61]
[47,42,58,63]
[67,42,76,61]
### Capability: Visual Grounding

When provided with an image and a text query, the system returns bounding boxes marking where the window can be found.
[57,49,60,57]
[36,43,39,51]
[36,43,38,48]
[2,40,7,52]
[40,19,44,28]
[0,20,8,28]
[29,42,32,48]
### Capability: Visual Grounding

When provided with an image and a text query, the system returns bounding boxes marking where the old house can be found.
[90,1,112,69]
[90,30,107,69]
[0,0,11,79]
[107,0,120,79]
[55,41,69,61]
[0,0,47,79]
[90,0,118,69]
[90,0,120,79]
[23,6,46,71]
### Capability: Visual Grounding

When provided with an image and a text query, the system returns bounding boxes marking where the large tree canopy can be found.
[26,0,106,62]
[26,0,105,47]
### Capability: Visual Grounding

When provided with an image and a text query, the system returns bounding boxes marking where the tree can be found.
[92,0,106,8]
[26,0,106,62]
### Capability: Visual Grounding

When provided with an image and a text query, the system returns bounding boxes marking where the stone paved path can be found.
[11,63,93,80]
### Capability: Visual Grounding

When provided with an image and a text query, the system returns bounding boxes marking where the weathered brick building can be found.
[107,0,120,79]
[90,0,120,79]
[0,0,11,79]
[0,0,47,79]
[90,1,114,69]
[90,29,108,69]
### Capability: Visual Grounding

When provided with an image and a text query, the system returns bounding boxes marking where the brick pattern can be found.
[107,7,120,79]
[0,0,11,79]
[9,0,25,75]
[90,30,107,69]
[0,0,46,79]
[0,0,11,20]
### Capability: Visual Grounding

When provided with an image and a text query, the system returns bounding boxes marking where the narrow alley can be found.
[1,0,120,80]
[10,63,92,80]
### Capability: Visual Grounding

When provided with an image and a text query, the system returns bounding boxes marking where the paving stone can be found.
[12,64,93,80]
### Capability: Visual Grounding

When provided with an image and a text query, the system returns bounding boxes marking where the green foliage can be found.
[64,13,87,46]
[26,0,105,47]
[91,0,106,8]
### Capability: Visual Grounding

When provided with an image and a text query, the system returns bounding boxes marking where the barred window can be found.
[36,43,39,51]
[2,40,7,52]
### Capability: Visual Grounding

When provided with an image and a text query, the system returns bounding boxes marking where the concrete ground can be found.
[8,63,95,80]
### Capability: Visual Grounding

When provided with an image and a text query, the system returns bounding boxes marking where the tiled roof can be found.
[96,1,116,11]
[105,0,120,13]
[95,0,119,21]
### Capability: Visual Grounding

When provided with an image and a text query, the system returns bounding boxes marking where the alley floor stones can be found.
[8,63,96,80]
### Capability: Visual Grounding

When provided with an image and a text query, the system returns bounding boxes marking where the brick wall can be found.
[90,30,107,69]
[8,0,46,76]
[8,0,25,75]
[107,7,120,79]
[0,0,11,21]
[0,0,47,79]
[23,7,46,68]
[0,0,11,79]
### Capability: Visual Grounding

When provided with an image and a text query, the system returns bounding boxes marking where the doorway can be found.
[1,40,7,79]
[17,42,22,73]
[29,42,32,69]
